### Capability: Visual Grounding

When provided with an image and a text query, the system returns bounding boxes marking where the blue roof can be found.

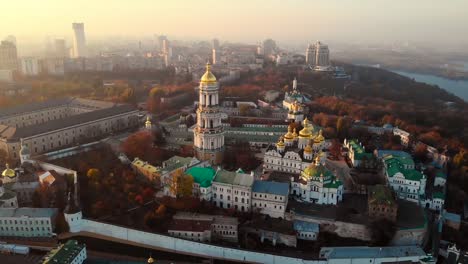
[252,180,289,196]
[294,220,319,233]
[444,212,461,223]
[377,150,412,159]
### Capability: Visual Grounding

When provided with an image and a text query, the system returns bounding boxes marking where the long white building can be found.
[0,207,58,237]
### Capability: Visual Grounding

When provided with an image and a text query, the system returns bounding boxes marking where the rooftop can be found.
[214,169,254,187]
[0,207,58,218]
[320,246,426,259]
[252,180,289,196]
[376,150,412,159]
[168,218,212,233]
[44,240,85,264]
[0,97,114,118]
[186,167,216,188]
[368,184,396,206]
[293,220,319,233]
[0,104,137,140]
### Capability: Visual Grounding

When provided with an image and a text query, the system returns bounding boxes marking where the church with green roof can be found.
[290,158,343,205]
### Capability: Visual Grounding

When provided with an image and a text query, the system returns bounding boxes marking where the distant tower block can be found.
[194,63,224,165]
[72,23,87,58]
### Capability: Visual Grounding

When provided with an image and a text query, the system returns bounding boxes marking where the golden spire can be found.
[292,128,298,138]
[200,62,217,83]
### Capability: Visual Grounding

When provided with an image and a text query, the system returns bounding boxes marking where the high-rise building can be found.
[0,40,18,70]
[212,38,220,50]
[72,23,87,58]
[55,39,67,58]
[194,63,224,165]
[305,43,316,65]
[212,48,219,65]
[315,41,330,66]
[4,35,16,46]
[158,35,167,52]
[262,39,276,57]
[20,57,39,76]
[305,41,330,66]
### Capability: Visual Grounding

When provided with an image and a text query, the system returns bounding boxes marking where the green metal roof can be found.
[385,156,423,182]
[323,179,343,189]
[433,192,445,200]
[348,139,373,160]
[435,171,446,179]
[44,240,85,264]
[186,167,216,188]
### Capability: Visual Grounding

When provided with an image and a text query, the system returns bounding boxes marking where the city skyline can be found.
[2,0,468,49]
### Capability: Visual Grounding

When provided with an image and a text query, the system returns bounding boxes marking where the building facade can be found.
[193,63,224,165]
[383,155,426,203]
[305,41,330,66]
[212,169,254,212]
[0,207,57,237]
[291,158,343,205]
[368,185,398,222]
[43,240,87,264]
[0,40,18,71]
[0,98,138,161]
[251,180,289,218]
[72,23,87,58]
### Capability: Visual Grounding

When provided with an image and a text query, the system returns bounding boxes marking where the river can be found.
[391,70,468,102]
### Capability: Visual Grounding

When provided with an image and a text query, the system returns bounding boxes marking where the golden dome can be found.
[284,125,294,140]
[200,62,217,83]
[276,138,285,148]
[1,164,15,178]
[145,116,152,126]
[292,128,298,138]
[304,144,312,153]
[147,256,155,263]
[299,126,312,138]
[315,129,325,142]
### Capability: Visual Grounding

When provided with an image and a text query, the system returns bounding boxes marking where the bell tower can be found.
[194,63,224,165]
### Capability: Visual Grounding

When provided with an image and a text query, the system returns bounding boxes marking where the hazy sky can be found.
[2,0,468,47]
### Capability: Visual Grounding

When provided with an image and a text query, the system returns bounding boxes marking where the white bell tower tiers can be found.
[194,63,224,165]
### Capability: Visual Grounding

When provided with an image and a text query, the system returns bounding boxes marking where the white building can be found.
[306,41,330,66]
[293,220,319,241]
[343,139,373,167]
[193,63,224,165]
[264,119,329,174]
[0,207,57,237]
[43,240,87,264]
[251,180,289,218]
[72,23,87,58]
[383,155,426,203]
[291,158,343,205]
[20,57,39,76]
[393,127,411,147]
[212,168,254,212]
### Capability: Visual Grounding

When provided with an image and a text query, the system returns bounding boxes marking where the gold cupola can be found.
[284,124,294,140]
[292,128,298,138]
[200,62,217,83]
[299,118,312,138]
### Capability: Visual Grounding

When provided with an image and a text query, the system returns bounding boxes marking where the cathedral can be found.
[291,157,343,205]
[193,63,225,165]
[263,118,330,174]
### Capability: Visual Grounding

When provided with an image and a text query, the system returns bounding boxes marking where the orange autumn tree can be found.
[168,168,194,198]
